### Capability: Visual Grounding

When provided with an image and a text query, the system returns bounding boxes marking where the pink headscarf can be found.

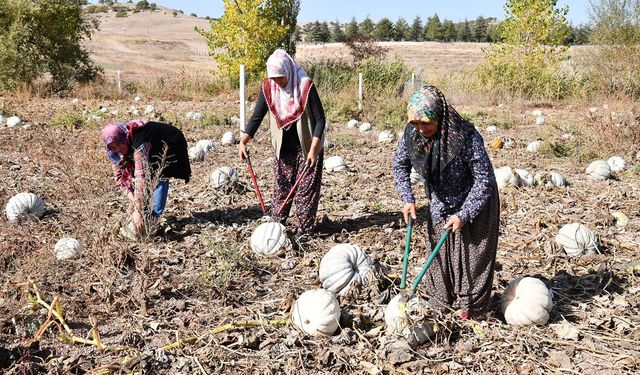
[101,120,148,149]
[101,120,148,191]
[263,49,312,130]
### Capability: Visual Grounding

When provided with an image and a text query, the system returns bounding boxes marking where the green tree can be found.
[394,17,410,41]
[331,20,344,42]
[135,0,149,10]
[196,0,300,83]
[409,16,423,41]
[0,0,101,92]
[442,20,457,42]
[480,0,571,98]
[359,16,375,37]
[374,17,394,41]
[319,21,331,43]
[423,14,443,41]
[457,19,472,41]
[473,16,489,42]
[345,17,359,37]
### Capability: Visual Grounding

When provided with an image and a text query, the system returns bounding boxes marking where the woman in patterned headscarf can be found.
[239,49,326,237]
[101,120,190,235]
[392,85,500,319]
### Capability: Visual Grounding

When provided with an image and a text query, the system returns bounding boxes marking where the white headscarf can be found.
[263,49,312,130]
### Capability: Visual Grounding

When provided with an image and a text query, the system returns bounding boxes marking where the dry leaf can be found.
[360,360,381,375]
[551,321,580,340]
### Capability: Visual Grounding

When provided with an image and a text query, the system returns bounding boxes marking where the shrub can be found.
[581,0,640,98]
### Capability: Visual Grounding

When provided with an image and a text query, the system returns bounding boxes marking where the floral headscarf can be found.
[405,85,473,187]
[262,49,312,130]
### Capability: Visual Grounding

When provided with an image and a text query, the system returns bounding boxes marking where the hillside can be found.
[86,7,488,80]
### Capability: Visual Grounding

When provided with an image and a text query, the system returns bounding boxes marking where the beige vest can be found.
[269,106,324,159]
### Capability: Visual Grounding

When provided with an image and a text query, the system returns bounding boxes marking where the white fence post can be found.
[240,64,245,132]
[358,72,363,112]
[116,70,122,94]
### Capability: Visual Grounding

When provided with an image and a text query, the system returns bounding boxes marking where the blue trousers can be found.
[152,180,169,218]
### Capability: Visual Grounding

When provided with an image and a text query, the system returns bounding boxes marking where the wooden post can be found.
[116,70,122,94]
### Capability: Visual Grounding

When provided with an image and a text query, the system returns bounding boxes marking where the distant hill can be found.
[85,6,488,81]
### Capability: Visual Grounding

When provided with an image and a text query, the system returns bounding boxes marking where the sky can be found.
[118,0,592,25]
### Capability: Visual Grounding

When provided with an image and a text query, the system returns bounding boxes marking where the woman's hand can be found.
[132,210,144,233]
[444,215,463,233]
[238,133,251,161]
[402,203,417,224]
[306,147,317,166]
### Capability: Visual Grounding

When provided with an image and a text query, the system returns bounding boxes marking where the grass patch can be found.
[50,111,86,130]
[334,134,356,148]
[489,115,517,130]
[201,242,254,289]
[537,141,573,158]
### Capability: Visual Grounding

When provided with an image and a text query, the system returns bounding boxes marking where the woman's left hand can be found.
[444,215,463,233]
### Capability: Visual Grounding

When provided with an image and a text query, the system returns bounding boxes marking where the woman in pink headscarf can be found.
[239,49,326,237]
[101,120,191,234]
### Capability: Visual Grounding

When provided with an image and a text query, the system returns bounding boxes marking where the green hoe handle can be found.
[410,229,451,292]
[400,217,413,289]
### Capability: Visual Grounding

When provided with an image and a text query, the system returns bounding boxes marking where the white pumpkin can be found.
[144,105,155,114]
[99,107,108,113]
[72,98,80,105]
[377,130,396,143]
[188,146,205,162]
[325,156,347,172]
[410,167,424,184]
[586,160,611,180]
[5,192,45,223]
[485,125,497,133]
[195,139,216,153]
[611,211,629,228]
[323,139,334,149]
[527,140,543,153]
[535,115,546,125]
[501,277,553,326]
[6,116,21,128]
[533,171,566,187]
[562,133,573,140]
[359,122,372,132]
[134,96,141,102]
[0,115,4,126]
[250,222,290,256]
[292,289,341,336]
[555,223,599,257]
[514,169,533,186]
[494,166,522,190]
[319,244,374,295]
[221,131,236,145]
[347,119,358,129]
[607,156,626,173]
[132,109,140,116]
[53,238,82,260]
[384,294,435,346]
[210,166,238,189]
[502,137,515,149]
[532,109,543,117]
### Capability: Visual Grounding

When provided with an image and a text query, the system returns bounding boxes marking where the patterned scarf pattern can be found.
[262,49,312,130]
[101,120,148,190]
[405,85,473,188]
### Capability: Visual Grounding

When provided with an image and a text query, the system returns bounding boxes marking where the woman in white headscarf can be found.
[239,49,326,236]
